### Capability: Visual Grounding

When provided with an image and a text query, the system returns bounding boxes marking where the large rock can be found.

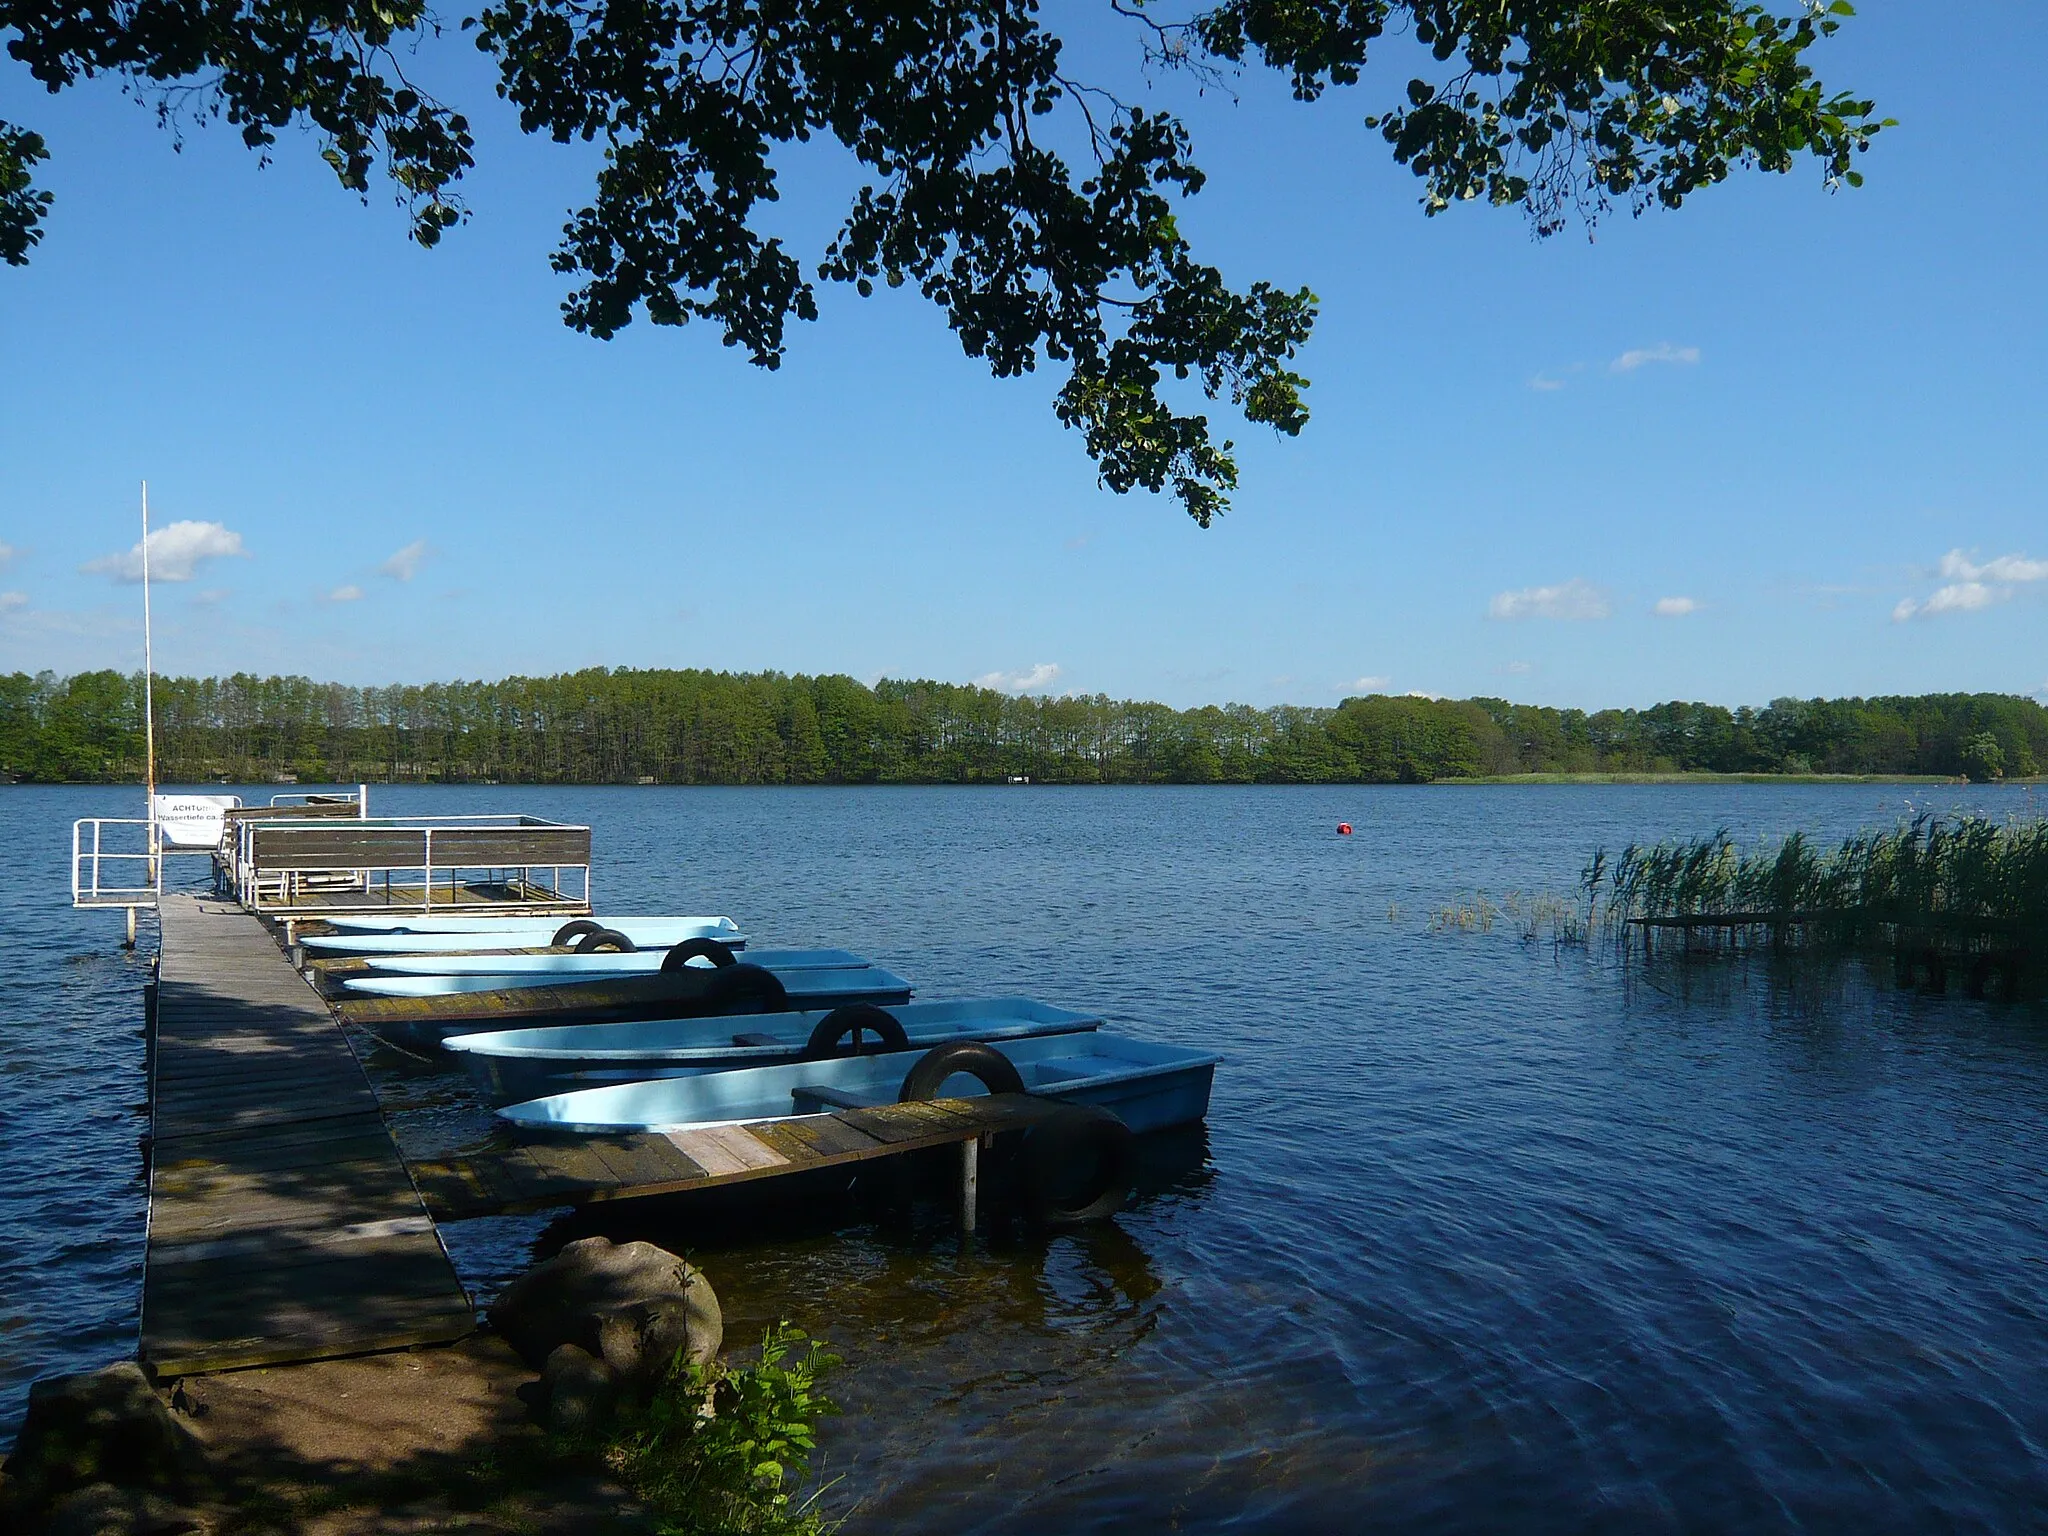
[595,1297,713,1394]
[540,1346,618,1436]
[489,1238,721,1382]
[5,1365,205,1511]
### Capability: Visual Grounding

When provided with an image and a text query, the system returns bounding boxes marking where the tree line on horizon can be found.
[1,668,2042,787]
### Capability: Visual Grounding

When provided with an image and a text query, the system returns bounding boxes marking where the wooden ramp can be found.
[411,1095,1063,1221]
[145,895,475,1376]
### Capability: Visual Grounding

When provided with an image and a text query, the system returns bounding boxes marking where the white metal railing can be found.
[227,813,593,917]
[72,818,162,909]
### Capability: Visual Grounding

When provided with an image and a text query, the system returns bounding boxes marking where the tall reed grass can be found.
[1587,814,2048,958]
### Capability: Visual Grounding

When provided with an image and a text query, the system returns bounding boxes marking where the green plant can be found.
[606,1323,841,1536]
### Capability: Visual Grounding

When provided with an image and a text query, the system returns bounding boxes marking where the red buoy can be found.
[1337,823,1353,836]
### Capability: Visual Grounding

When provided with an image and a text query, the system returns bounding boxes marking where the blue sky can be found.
[2,8,2043,710]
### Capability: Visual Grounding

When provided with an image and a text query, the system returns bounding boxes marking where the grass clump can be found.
[596,1323,841,1536]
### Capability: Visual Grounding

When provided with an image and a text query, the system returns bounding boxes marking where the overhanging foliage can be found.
[1,2,1884,519]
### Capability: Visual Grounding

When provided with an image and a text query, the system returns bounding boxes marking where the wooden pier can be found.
[143,895,1056,1377]
[144,895,475,1375]
[407,1093,1062,1221]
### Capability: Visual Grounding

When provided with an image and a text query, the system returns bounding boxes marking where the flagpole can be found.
[141,482,157,885]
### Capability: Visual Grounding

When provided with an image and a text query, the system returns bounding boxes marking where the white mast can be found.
[141,482,157,854]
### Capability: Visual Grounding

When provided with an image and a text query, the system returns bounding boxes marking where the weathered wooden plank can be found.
[144,895,473,1377]
[837,1099,984,1143]
[408,1158,518,1220]
[664,1126,790,1177]
[745,1116,874,1164]
[580,1132,708,1187]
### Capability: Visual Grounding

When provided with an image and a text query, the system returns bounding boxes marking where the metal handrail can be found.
[227,814,593,916]
[72,818,162,909]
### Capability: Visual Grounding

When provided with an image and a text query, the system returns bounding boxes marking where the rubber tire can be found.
[897,1041,1025,1103]
[800,1005,910,1060]
[698,963,789,1015]
[552,919,605,947]
[574,927,637,953]
[1019,1104,1135,1228]
[661,937,737,973]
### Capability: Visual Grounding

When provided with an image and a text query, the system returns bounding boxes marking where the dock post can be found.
[125,906,136,949]
[959,1136,980,1235]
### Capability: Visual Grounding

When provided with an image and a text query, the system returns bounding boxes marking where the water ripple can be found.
[5,782,2048,1530]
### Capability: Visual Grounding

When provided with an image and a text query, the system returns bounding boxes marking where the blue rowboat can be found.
[336,963,916,1047]
[341,948,879,997]
[497,1032,1219,1136]
[355,946,865,982]
[320,914,718,935]
[301,917,745,956]
[444,997,1104,1104]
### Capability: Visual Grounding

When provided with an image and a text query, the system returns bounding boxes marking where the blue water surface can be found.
[3,781,2046,1532]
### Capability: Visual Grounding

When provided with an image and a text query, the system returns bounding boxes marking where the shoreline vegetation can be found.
[1585,816,2048,992]
[5,668,2045,787]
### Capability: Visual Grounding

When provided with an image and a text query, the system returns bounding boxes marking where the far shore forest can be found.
[2,670,2043,787]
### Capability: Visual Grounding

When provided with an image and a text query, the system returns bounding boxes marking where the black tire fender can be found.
[800,1004,910,1060]
[897,1041,1025,1103]
[1019,1105,1135,1228]
[574,927,637,953]
[699,963,789,1015]
[661,937,737,973]
[552,919,605,947]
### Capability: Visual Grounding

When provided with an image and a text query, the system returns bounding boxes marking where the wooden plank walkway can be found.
[144,895,476,1376]
[410,1094,1063,1221]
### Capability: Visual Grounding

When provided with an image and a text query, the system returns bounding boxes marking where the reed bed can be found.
[1586,815,2048,992]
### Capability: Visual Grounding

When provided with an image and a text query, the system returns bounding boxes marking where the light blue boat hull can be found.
[321,914,724,936]
[498,1033,1218,1136]
[445,997,1104,1104]
[359,946,864,980]
[301,917,745,956]
[343,949,880,997]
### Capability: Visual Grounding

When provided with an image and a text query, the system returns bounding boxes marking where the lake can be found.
[4,781,2047,1530]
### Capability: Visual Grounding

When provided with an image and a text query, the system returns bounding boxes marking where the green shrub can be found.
[605,1323,841,1536]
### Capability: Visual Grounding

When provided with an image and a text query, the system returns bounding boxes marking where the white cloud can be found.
[326,584,364,603]
[1893,583,1996,622]
[0,542,15,569]
[1654,596,1700,617]
[1349,675,1391,691]
[84,520,247,583]
[1527,373,1566,392]
[1611,343,1701,373]
[379,539,431,581]
[0,591,26,612]
[1501,660,1535,675]
[1937,549,2048,584]
[1405,690,1445,701]
[973,662,1063,694]
[1488,577,1612,622]
[1893,548,2046,621]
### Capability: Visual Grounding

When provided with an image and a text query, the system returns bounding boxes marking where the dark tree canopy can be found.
[1,1,1884,521]
[6,668,2039,786]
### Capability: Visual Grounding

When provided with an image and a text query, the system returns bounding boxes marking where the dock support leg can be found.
[125,906,136,949]
[959,1136,980,1235]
